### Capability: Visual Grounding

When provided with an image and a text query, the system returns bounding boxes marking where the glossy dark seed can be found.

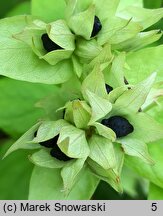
[34,131,37,137]
[39,135,59,148]
[63,109,66,118]
[38,134,72,161]
[91,16,102,38]
[101,116,134,138]
[41,33,63,52]
[105,84,113,94]
[50,144,72,161]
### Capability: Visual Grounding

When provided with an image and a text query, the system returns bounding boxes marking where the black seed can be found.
[50,144,72,161]
[39,135,59,148]
[101,116,134,138]
[34,131,37,137]
[38,134,72,161]
[41,33,63,52]
[138,108,142,112]
[0,129,9,139]
[105,84,113,94]
[91,16,102,38]
[63,109,66,118]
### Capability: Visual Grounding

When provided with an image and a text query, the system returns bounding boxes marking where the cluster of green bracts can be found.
[1,0,163,199]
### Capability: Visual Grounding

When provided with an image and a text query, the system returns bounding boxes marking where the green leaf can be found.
[47,20,75,50]
[93,122,116,142]
[61,158,86,195]
[114,143,125,174]
[113,30,162,52]
[98,16,142,46]
[33,120,70,143]
[107,86,128,103]
[58,125,90,158]
[117,137,154,164]
[146,97,163,125]
[106,52,126,88]
[114,72,156,113]
[0,16,73,84]
[0,140,33,199]
[86,90,112,123]
[144,0,162,9]
[125,45,163,84]
[29,149,66,169]
[41,50,73,66]
[148,183,163,200]
[61,74,83,101]
[88,134,116,169]
[73,101,91,129]
[0,78,55,137]
[4,123,41,158]
[87,158,123,193]
[142,86,163,111]
[94,0,120,20]
[28,165,99,199]
[125,140,163,189]
[65,100,91,129]
[36,87,70,121]
[68,4,95,40]
[75,38,102,63]
[14,27,45,57]
[87,43,113,72]
[65,0,92,19]
[127,112,163,143]
[31,0,66,22]
[119,6,163,30]
[6,1,31,17]
[82,65,107,99]
[72,55,83,77]
[117,0,143,11]
[121,166,140,198]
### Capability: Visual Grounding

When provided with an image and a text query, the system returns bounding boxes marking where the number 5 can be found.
[151,203,157,211]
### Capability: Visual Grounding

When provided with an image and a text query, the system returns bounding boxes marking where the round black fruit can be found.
[101,116,134,138]
[41,33,63,52]
[91,16,102,37]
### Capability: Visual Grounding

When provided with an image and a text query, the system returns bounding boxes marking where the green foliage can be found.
[143,0,162,9]
[6,1,31,17]
[125,140,163,189]
[148,183,163,200]
[31,0,66,22]
[125,45,163,84]
[28,166,99,199]
[0,78,55,137]
[0,0,163,200]
[0,140,33,199]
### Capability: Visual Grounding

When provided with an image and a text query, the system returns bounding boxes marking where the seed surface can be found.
[105,84,113,94]
[91,16,102,37]
[50,144,72,161]
[101,116,134,138]
[39,135,58,148]
[37,134,72,161]
[41,33,63,52]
